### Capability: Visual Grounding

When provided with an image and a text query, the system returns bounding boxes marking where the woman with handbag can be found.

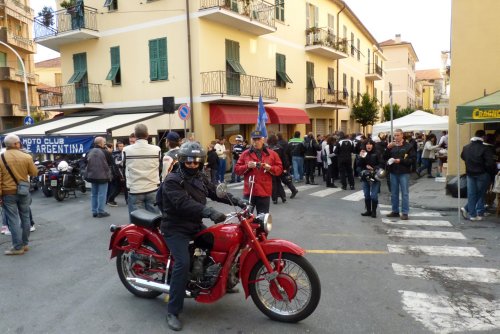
[358,139,384,218]
[416,133,441,178]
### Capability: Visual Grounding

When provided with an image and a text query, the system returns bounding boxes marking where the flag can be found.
[256,94,268,138]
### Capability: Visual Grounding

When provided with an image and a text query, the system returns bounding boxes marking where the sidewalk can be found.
[409,175,466,212]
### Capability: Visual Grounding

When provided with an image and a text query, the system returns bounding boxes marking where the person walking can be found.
[267,134,288,204]
[235,131,283,214]
[107,140,125,207]
[214,137,229,183]
[460,130,496,221]
[85,137,113,218]
[416,133,440,178]
[336,131,355,190]
[358,139,384,218]
[276,133,298,198]
[123,124,162,214]
[384,129,416,220]
[303,132,320,185]
[0,134,37,255]
[206,141,219,184]
[230,135,245,183]
[288,131,305,183]
[323,135,338,188]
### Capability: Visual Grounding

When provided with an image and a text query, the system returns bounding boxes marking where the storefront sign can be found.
[20,136,94,154]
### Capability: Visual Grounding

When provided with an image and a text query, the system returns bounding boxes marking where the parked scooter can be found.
[109,176,321,323]
[40,160,57,197]
[53,159,87,202]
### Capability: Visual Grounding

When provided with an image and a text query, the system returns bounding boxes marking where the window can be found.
[306,3,318,28]
[106,46,121,85]
[20,90,27,110]
[357,39,360,61]
[342,73,348,98]
[350,32,354,56]
[306,61,315,88]
[0,52,6,67]
[275,0,284,21]
[68,53,87,84]
[149,37,168,81]
[357,80,360,99]
[104,0,118,10]
[374,88,378,101]
[275,53,292,88]
[327,67,335,94]
[350,76,354,102]
[367,49,371,67]
[225,39,245,74]
[327,14,334,34]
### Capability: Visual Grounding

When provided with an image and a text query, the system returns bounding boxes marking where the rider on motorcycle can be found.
[159,141,246,331]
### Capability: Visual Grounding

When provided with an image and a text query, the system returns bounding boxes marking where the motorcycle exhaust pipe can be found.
[126,278,192,298]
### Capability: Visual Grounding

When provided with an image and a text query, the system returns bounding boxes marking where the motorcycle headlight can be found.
[256,213,272,233]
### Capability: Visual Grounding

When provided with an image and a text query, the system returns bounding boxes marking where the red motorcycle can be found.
[108,178,321,322]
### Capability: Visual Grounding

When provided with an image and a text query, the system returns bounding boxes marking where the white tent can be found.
[372,110,448,135]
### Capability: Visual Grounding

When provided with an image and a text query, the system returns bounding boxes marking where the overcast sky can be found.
[33,0,452,70]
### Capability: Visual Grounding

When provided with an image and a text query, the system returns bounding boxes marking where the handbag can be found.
[1,153,30,195]
[492,174,500,193]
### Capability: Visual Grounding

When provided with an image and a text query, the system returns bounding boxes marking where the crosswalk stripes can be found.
[380,210,442,217]
[309,188,342,197]
[387,244,483,257]
[392,263,500,284]
[382,218,452,226]
[387,229,466,239]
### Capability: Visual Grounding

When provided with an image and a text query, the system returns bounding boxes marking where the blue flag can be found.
[256,94,268,138]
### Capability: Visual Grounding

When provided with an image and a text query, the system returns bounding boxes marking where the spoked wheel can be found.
[249,253,321,323]
[54,187,66,202]
[116,241,166,299]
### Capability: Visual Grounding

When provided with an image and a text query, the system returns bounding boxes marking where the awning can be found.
[456,90,500,124]
[210,104,268,124]
[265,106,310,124]
[0,115,99,136]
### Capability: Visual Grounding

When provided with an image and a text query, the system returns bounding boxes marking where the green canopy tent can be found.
[455,90,500,222]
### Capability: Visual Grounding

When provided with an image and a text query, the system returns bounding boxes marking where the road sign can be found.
[24,116,34,126]
[178,104,190,121]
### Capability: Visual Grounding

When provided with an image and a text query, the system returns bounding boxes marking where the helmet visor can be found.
[186,156,204,163]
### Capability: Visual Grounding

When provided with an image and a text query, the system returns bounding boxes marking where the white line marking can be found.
[378,204,391,208]
[309,188,342,197]
[392,263,500,283]
[284,184,319,194]
[387,245,483,257]
[341,190,364,201]
[400,290,500,334]
[382,218,452,227]
[381,210,442,217]
[388,229,466,239]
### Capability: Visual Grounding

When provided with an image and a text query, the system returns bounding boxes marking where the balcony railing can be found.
[34,5,98,40]
[305,28,348,53]
[366,63,383,77]
[201,71,276,100]
[0,103,26,117]
[306,87,348,106]
[199,0,276,33]
[0,67,39,85]
[38,83,102,107]
[0,27,36,53]
[0,0,34,17]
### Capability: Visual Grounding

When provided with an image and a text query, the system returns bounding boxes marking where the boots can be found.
[361,199,372,216]
[305,176,310,184]
[371,200,378,218]
[310,176,317,185]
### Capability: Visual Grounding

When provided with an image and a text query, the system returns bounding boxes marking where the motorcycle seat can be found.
[130,209,162,229]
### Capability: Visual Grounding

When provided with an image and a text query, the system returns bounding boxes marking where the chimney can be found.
[395,34,401,43]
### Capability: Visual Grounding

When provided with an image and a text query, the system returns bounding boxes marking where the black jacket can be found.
[303,137,320,159]
[358,150,384,171]
[206,149,219,169]
[461,138,496,176]
[383,141,415,174]
[336,139,354,163]
[270,144,289,170]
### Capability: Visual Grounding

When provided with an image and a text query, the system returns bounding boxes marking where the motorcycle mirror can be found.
[215,183,227,199]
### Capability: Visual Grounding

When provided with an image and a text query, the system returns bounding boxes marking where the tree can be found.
[352,93,379,133]
[383,103,408,121]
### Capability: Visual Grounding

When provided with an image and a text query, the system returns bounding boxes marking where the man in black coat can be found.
[336,131,355,190]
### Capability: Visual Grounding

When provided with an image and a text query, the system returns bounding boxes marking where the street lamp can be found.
[0,40,31,119]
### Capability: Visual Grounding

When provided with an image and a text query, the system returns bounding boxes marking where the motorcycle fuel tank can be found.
[195,223,243,253]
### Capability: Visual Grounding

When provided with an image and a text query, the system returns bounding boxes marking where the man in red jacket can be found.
[235,131,283,214]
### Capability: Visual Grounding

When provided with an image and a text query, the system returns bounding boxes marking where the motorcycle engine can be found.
[189,248,221,290]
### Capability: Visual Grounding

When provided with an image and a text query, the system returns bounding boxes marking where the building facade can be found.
[380,34,418,111]
[0,0,38,130]
[34,0,385,145]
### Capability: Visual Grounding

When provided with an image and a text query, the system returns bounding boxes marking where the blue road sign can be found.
[178,104,190,120]
[24,116,34,126]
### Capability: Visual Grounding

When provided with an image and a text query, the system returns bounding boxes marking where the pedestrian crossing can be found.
[384,208,500,333]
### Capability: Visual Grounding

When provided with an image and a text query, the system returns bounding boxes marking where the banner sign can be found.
[20,136,94,154]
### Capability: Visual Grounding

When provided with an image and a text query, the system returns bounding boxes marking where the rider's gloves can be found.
[202,207,226,224]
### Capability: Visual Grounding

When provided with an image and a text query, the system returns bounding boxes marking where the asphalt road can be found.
[1,182,499,334]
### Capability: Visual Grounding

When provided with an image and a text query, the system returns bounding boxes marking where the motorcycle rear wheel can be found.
[54,187,66,202]
[42,185,53,197]
[116,241,165,299]
[249,253,321,323]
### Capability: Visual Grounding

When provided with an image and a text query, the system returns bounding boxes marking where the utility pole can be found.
[389,82,393,140]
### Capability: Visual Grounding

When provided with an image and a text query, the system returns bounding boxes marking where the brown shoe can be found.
[4,247,25,256]
[400,214,409,220]
[23,245,29,252]
[386,212,400,218]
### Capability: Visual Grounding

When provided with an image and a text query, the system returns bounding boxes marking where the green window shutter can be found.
[149,39,159,81]
[106,46,120,81]
[328,67,334,92]
[225,39,233,60]
[226,39,245,74]
[158,38,168,80]
[69,53,87,83]
[0,52,6,67]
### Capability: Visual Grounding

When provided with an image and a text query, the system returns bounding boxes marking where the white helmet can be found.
[57,161,69,172]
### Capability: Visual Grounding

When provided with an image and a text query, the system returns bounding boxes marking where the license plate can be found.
[50,180,57,187]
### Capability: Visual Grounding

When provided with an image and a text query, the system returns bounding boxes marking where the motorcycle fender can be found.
[239,239,305,298]
[109,225,167,259]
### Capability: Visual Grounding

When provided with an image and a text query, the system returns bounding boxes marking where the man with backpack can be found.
[336,131,355,190]
[303,132,320,185]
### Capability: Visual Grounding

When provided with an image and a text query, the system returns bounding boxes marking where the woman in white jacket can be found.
[323,135,338,188]
[416,133,441,178]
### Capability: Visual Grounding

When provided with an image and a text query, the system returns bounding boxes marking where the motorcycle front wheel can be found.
[249,253,321,323]
[116,241,165,299]
[54,187,66,202]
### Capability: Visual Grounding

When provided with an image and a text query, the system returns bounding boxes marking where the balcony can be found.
[33,6,99,52]
[0,27,36,54]
[200,71,276,103]
[199,0,276,35]
[305,28,348,60]
[0,0,34,17]
[305,87,348,110]
[0,67,39,86]
[38,83,103,111]
[0,103,26,117]
[365,64,383,81]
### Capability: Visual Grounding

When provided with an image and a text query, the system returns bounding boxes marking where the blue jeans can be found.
[362,180,381,202]
[417,158,433,176]
[127,190,159,215]
[164,233,191,315]
[465,173,490,218]
[3,194,31,250]
[230,158,240,182]
[217,159,226,183]
[390,173,410,214]
[292,156,304,182]
[91,182,108,215]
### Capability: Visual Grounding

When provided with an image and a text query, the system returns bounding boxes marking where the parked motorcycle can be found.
[40,160,58,197]
[53,159,87,202]
[109,176,321,323]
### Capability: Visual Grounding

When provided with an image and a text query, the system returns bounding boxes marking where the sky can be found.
[32,0,452,70]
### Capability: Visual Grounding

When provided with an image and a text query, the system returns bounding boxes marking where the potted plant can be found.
[60,0,76,14]
[38,6,54,27]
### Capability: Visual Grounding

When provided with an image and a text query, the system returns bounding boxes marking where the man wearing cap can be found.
[161,131,181,180]
[230,135,245,183]
[235,131,283,214]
